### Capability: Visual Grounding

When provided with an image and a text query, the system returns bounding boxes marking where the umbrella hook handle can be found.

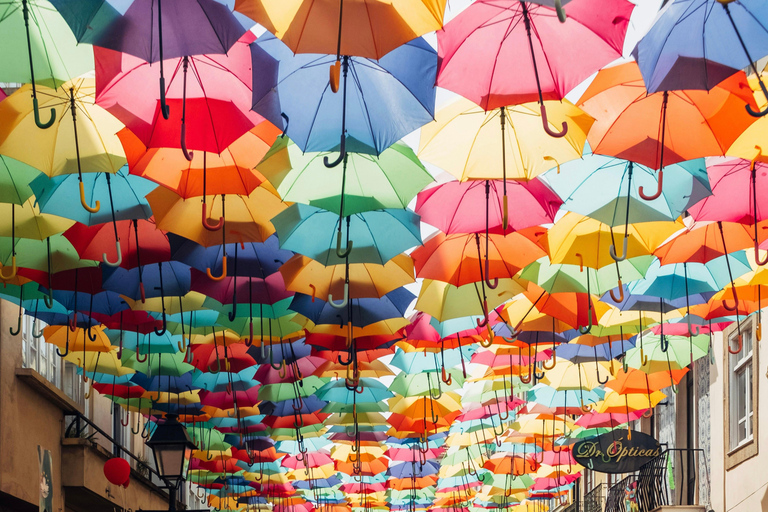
[729,333,743,355]
[206,252,227,281]
[56,333,70,357]
[638,169,664,201]
[33,97,56,130]
[324,135,346,168]
[609,237,628,263]
[329,281,349,309]
[0,255,17,281]
[476,300,490,328]
[578,305,593,336]
[335,230,353,259]
[32,304,44,339]
[746,79,768,117]
[86,323,98,342]
[609,280,624,303]
[201,202,223,231]
[484,258,499,290]
[9,314,21,337]
[180,57,194,161]
[539,103,568,138]
[103,240,122,267]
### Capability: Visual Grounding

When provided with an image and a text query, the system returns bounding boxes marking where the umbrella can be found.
[578,61,757,200]
[119,124,278,198]
[0,155,43,205]
[632,0,768,111]
[235,0,445,60]
[257,138,433,216]
[436,0,631,127]
[51,0,246,119]
[96,32,267,157]
[252,34,436,157]
[280,253,415,300]
[415,179,561,236]
[0,0,93,129]
[272,204,422,266]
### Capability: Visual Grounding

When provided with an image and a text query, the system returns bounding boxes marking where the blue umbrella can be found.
[252,34,436,157]
[102,261,191,300]
[170,233,292,278]
[633,0,768,113]
[289,287,415,329]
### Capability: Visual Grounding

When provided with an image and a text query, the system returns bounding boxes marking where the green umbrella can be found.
[257,138,434,216]
[0,0,93,88]
[0,155,43,204]
[258,375,328,402]
[189,426,229,452]
[120,349,195,377]
[625,333,710,373]
[0,234,98,272]
[520,256,653,295]
[321,401,389,414]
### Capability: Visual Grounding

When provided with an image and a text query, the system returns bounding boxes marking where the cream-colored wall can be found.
[0,301,66,512]
[709,330,768,512]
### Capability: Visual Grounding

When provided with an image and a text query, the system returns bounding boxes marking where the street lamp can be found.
[146,414,197,510]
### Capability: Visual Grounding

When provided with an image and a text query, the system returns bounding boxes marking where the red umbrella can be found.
[65,218,170,269]
[281,452,333,470]
[199,388,261,409]
[262,413,330,430]
[96,32,268,158]
[416,179,562,235]
[190,269,292,306]
[190,343,256,373]
[436,0,632,127]
[254,355,326,384]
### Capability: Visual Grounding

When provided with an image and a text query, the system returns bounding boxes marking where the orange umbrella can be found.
[578,62,757,199]
[654,220,768,265]
[482,455,539,476]
[605,367,688,395]
[412,230,546,287]
[335,457,389,477]
[120,124,279,197]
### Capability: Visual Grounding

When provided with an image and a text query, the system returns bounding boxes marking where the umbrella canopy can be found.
[437,0,632,110]
[252,34,436,156]
[235,0,446,59]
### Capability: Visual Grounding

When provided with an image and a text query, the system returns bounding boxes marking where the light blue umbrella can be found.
[271,204,422,266]
[251,34,437,157]
[541,152,710,226]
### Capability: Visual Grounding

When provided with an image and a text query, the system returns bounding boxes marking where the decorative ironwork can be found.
[584,483,606,512]
[605,476,637,512]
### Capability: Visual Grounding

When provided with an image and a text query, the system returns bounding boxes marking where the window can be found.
[729,326,754,449]
[21,315,59,388]
[21,313,85,407]
[725,317,759,469]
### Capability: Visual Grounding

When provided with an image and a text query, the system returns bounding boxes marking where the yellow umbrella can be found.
[416,278,525,322]
[147,186,286,248]
[63,347,132,376]
[279,253,415,300]
[296,315,408,337]
[596,389,666,414]
[44,324,113,353]
[538,360,611,391]
[546,212,682,269]
[727,72,768,162]
[123,291,208,315]
[0,78,126,178]
[0,198,73,239]
[418,98,592,182]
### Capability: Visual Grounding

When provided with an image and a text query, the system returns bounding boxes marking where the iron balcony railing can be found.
[584,483,607,512]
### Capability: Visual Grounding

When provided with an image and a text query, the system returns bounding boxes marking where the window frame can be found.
[724,315,759,470]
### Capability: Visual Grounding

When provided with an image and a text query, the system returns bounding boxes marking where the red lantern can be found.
[104,457,131,487]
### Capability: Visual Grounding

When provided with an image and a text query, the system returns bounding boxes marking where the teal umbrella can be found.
[271,203,421,265]
[315,378,393,404]
[628,252,752,300]
[541,151,710,226]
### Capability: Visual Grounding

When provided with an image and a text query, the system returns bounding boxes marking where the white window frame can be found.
[728,326,754,450]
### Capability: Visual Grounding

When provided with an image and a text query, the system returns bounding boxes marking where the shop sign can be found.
[572,430,661,473]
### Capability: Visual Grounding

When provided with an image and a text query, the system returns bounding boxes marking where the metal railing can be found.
[584,483,606,512]
[603,448,711,512]
[605,476,637,512]
[64,410,164,486]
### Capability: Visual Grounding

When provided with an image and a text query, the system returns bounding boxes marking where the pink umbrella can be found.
[436,0,632,132]
[281,452,333,470]
[199,387,261,409]
[95,32,270,158]
[253,355,326,384]
[688,157,768,264]
[415,179,562,235]
[574,411,643,429]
